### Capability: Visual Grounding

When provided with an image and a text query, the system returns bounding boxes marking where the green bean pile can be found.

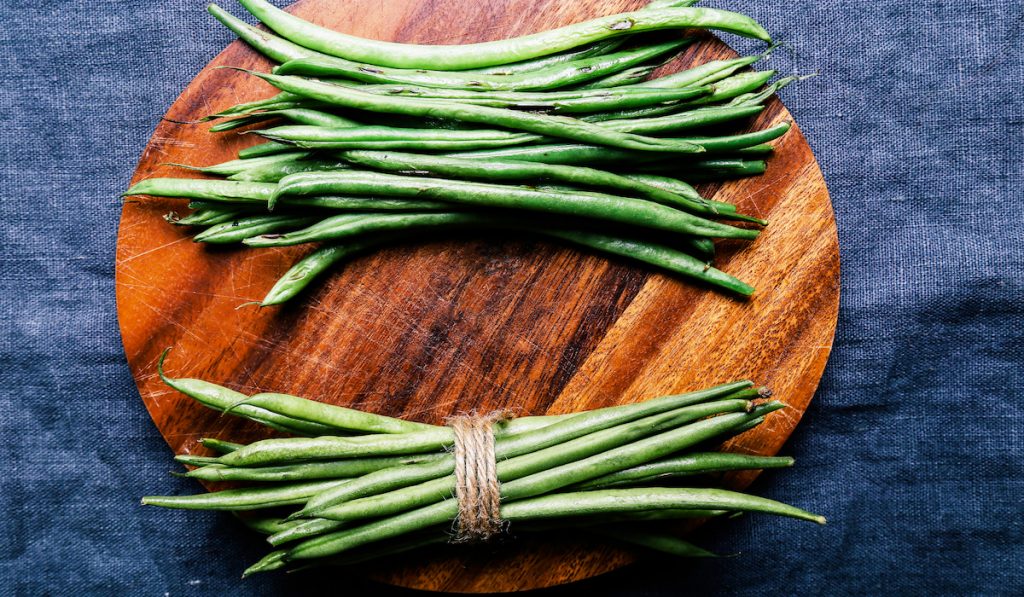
[145,352,824,575]
[124,0,799,304]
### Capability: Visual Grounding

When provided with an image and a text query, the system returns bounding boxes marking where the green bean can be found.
[683,70,776,106]
[574,452,795,490]
[679,121,790,152]
[239,141,295,158]
[209,83,704,117]
[174,455,220,467]
[275,39,691,91]
[537,228,754,296]
[669,158,768,180]
[582,69,776,123]
[158,351,343,436]
[204,92,303,120]
[340,150,738,219]
[363,86,713,114]
[227,158,350,183]
[263,410,798,570]
[208,2,321,63]
[215,84,711,116]
[253,125,536,151]
[235,515,301,536]
[124,178,275,203]
[141,480,347,511]
[635,55,761,89]
[215,428,455,467]
[280,386,756,546]
[212,107,360,133]
[495,414,574,434]
[167,151,311,177]
[503,487,826,524]
[200,438,245,454]
[607,105,764,135]
[208,99,313,121]
[450,117,782,161]
[269,518,349,548]
[265,172,757,238]
[466,38,627,75]
[731,75,800,107]
[209,113,278,132]
[617,173,762,224]
[240,71,704,153]
[493,408,771,505]
[193,214,320,244]
[281,196,453,213]
[573,65,656,89]
[246,214,754,294]
[306,400,753,523]
[733,143,776,156]
[259,237,396,306]
[254,480,823,573]
[353,81,706,102]
[224,392,437,435]
[297,382,753,519]
[591,526,717,558]
[168,207,247,227]
[237,1,769,69]
[185,453,448,483]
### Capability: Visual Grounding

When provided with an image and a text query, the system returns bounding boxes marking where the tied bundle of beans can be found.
[125,0,802,305]
[143,351,824,576]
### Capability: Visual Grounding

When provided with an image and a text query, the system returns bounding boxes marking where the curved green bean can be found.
[228,158,351,183]
[254,124,536,150]
[574,452,795,490]
[237,0,769,69]
[349,86,713,114]
[573,65,657,89]
[225,392,436,435]
[157,351,339,436]
[538,228,755,296]
[340,150,729,218]
[124,178,275,202]
[186,454,448,483]
[239,141,295,159]
[635,54,761,89]
[193,214,319,244]
[208,2,321,63]
[259,237,397,306]
[168,151,312,177]
[215,428,455,467]
[240,71,705,153]
[211,107,360,133]
[141,480,346,511]
[274,39,690,91]
[466,38,626,75]
[265,172,757,238]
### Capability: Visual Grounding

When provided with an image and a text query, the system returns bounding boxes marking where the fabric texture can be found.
[1,0,1022,594]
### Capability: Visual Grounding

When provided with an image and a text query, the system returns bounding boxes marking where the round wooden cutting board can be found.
[116,0,839,592]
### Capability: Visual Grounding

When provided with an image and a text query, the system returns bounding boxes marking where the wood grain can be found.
[116,0,839,592]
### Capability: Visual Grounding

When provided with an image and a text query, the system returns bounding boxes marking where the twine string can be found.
[448,411,509,542]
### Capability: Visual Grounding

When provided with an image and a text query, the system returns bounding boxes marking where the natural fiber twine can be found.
[447,411,511,542]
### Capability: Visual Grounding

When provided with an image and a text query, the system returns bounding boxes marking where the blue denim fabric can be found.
[1,1,1021,594]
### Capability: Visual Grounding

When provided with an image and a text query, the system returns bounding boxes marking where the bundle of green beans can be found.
[145,351,824,575]
[126,0,796,304]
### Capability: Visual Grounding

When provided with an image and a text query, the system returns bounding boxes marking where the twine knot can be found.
[448,410,511,542]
